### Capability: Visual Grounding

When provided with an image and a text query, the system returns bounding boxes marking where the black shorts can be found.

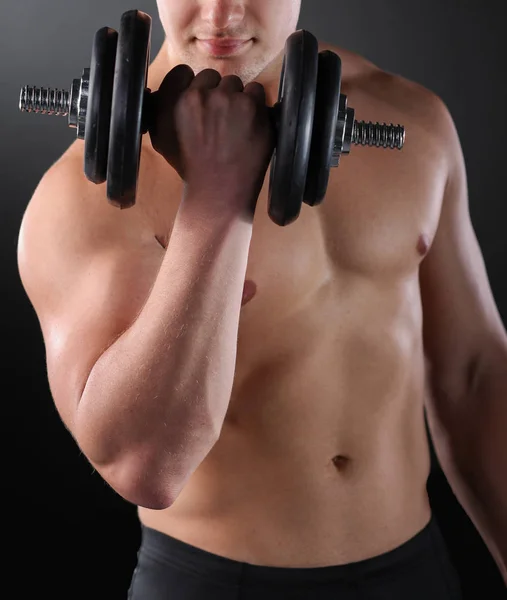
[128,515,463,599]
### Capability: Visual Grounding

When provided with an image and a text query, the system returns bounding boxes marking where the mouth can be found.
[196,38,253,57]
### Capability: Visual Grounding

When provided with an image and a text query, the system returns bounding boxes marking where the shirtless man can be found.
[17,0,507,598]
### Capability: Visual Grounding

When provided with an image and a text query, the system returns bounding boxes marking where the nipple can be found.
[242,279,257,307]
[417,234,430,257]
[155,234,168,249]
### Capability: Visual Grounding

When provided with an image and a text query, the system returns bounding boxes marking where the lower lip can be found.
[197,39,252,57]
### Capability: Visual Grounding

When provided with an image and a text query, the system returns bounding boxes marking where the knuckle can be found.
[224,74,243,86]
[249,81,264,93]
[202,67,220,77]
[209,88,230,109]
[198,68,221,84]
[237,93,257,115]
[183,87,204,108]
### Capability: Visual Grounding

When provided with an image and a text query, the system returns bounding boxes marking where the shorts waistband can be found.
[138,515,443,586]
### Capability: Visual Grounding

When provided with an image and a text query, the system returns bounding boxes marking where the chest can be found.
[138,115,446,306]
[315,141,445,277]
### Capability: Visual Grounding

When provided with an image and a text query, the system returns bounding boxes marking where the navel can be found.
[416,234,431,257]
[242,279,257,307]
[331,455,351,471]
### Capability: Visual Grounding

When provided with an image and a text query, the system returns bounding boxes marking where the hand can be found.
[149,64,194,179]
[149,64,275,219]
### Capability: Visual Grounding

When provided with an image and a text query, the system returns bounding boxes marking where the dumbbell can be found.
[19,9,406,227]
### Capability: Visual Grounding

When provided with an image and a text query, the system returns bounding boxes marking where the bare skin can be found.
[16,0,507,578]
[51,39,447,567]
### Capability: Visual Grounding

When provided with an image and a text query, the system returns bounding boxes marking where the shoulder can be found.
[19,141,155,258]
[318,41,459,170]
[319,40,446,112]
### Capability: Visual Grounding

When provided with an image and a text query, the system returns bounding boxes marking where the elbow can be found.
[89,451,181,511]
[74,407,182,510]
[121,484,176,511]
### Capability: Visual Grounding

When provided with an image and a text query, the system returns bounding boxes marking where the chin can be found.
[193,60,261,84]
[178,41,266,84]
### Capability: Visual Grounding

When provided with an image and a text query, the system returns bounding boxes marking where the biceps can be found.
[420,182,502,394]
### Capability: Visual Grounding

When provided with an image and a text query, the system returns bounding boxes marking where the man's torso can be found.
[63,41,447,567]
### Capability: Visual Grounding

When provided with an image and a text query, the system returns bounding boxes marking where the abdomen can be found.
[138,277,432,566]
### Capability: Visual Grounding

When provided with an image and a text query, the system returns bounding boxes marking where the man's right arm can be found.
[17,157,253,510]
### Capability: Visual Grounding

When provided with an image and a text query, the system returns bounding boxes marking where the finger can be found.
[158,64,195,99]
[243,81,267,106]
[217,74,244,94]
[188,68,222,91]
[150,65,195,134]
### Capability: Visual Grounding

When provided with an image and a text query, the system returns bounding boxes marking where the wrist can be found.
[179,183,257,228]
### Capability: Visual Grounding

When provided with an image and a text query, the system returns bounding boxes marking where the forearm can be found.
[76,190,253,505]
[426,346,507,583]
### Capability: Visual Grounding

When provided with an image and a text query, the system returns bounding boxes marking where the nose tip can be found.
[202,0,245,30]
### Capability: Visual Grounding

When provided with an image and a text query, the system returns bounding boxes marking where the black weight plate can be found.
[107,10,151,209]
[268,30,319,226]
[84,26,118,185]
[304,51,341,207]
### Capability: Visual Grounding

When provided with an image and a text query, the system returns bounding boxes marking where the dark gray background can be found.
[1,0,506,598]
